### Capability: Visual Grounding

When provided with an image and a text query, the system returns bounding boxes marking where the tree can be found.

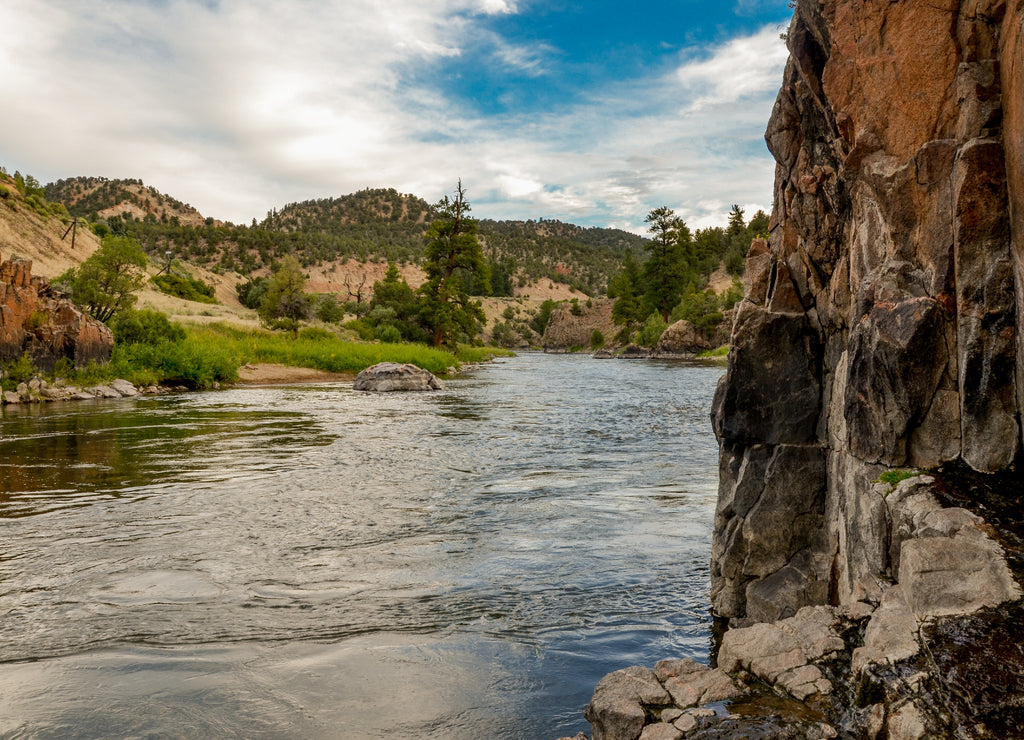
[258,255,311,333]
[57,235,148,322]
[608,251,645,326]
[418,181,488,347]
[366,262,424,341]
[642,206,693,321]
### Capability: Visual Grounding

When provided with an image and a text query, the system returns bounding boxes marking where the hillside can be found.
[45,177,210,228]
[44,182,646,297]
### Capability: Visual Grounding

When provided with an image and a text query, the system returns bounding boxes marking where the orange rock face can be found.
[0,250,113,371]
[711,0,1024,626]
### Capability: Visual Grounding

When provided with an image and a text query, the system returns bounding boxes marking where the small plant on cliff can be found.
[878,468,923,489]
[56,235,148,322]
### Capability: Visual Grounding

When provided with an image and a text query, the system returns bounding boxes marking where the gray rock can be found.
[110,379,138,397]
[584,666,670,740]
[89,385,123,399]
[638,723,682,740]
[898,529,1021,618]
[886,700,929,740]
[663,668,741,708]
[353,362,444,392]
[711,302,821,446]
[851,585,920,674]
[843,294,946,466]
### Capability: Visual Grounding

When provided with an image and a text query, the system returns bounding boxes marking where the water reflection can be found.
[0,354,723,738]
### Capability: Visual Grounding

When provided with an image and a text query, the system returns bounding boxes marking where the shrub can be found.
[297,326,335,342]
[152,274,217,304]
[590,328,605,349]
[1,353,35,389]
[236,276,270,309]
[374,324,403,343]
[110,308,186,345]
[636,312,667,348]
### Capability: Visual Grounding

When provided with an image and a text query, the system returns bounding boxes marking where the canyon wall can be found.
[711,0,1024,624]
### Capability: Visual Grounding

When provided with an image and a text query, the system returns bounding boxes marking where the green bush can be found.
[151,274,217,304]
[110,309,186,345]
[636,312,667,347]
[590,328,605,349]
[236,276,269,309]
[1,353,36,389]
[344,318,375,341]
[374,324,403,343]
[297,326,335,342]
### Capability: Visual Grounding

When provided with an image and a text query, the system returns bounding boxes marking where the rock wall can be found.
[711,0,1024,624]
[0,251,113,372]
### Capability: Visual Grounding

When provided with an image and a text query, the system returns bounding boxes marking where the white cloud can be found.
[0,1,788,234]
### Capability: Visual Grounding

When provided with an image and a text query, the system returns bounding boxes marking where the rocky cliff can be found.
[0,252,113,373]
[574,2,1024,738]
[704,0,1024,734]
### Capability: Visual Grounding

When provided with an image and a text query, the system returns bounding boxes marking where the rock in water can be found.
[353,362,444,392]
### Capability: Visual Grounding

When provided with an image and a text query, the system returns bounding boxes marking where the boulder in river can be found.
[353,362,444,392]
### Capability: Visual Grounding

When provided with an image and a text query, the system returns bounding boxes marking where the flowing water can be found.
[0,353,723,739]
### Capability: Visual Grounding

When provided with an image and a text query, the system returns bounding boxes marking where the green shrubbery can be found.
[151,274,217,304]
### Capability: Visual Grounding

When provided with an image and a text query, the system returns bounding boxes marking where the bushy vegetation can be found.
[608,205,764,345]
[110,308,187,345]
[151,273,217,303]
[55,235,149,322]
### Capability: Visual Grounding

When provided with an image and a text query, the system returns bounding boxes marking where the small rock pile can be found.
[1,377,163,404]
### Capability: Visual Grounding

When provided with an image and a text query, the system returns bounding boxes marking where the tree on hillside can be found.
[258,255,311,334]
[642,206,693,321]
[608,251,646,328]
[56,235,148,322]
[365,262,425,342]
[418,181,488,347]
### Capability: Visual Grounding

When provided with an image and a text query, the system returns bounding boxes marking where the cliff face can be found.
[712,0,1024,623]
[0,253,113,373]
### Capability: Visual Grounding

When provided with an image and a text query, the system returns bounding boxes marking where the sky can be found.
[0,0,793,234]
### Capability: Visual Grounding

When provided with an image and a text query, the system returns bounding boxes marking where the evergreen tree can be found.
[642,206,693,321]
[418,181,488,347]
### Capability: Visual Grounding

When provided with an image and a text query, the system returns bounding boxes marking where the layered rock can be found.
[0,251,113,371]
[711,0,1024,625]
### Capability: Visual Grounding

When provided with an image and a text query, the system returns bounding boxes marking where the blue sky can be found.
[0,0,792,233]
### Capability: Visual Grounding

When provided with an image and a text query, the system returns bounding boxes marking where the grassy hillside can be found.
[44,180,646,296]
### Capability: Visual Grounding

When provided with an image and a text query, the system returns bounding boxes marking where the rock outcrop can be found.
[704,0,1024,736]
[0,251,113,372]
[542,298,616,351]
[711,0,1023,631]
[352,362,444,392]
[579,0,1024,737]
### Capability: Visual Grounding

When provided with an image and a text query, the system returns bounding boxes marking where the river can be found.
[0,353,723,739]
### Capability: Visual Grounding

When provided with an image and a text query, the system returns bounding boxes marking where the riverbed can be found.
[0,353,722,738]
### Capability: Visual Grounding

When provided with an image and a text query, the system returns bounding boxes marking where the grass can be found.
[4,322,513,392]
[697,345,730,359]
[878,468,923,489]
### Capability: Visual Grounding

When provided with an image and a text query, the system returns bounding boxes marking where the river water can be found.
[0,353,723,739]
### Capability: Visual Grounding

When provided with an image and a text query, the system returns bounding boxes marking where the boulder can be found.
[584,666,670,740]
[653,320,709,354]
[353,362,444,392]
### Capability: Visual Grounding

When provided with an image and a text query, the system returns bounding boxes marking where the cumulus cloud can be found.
[0,0,789,232]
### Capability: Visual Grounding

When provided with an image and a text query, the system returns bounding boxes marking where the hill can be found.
[44,176,210,228]
[45,182,646,297]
